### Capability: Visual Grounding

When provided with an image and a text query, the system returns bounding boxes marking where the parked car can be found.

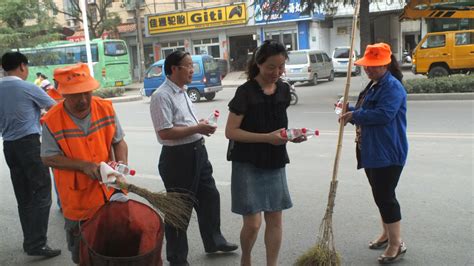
[412,29,474,78]
[332,47,361,76]
[143,55,223,102]
[285,50,334,85]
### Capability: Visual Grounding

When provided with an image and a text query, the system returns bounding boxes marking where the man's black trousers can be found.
[3,134,52,252]
[159,138,226,264]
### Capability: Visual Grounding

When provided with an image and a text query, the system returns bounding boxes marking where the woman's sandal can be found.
[369,238,388,249]
[378,242,407,264]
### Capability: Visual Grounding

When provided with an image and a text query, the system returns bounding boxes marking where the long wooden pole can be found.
[331,0,361,183]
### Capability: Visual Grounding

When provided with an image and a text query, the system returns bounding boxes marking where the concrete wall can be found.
[329,18,361,55]
[310,22,331,54]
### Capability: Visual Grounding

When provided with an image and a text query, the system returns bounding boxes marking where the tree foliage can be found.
[0,0,62,56]
[44,0,121,39]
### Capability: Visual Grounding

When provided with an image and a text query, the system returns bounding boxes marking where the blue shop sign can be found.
[254,0,323,23]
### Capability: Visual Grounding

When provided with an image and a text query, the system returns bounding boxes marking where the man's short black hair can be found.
[1,52,28,72]
[36,72,42,77]
[164,51,190,76]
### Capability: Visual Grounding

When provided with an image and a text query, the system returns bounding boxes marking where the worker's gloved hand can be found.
[99,162,126,189]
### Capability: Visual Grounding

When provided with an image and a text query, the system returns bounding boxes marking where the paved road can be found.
[1,74,473,266]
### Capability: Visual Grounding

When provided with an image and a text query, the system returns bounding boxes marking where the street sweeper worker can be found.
[339,43,408,264]
[40,63,129,264]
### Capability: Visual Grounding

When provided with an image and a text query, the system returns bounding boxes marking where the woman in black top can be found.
[225,40,305,266]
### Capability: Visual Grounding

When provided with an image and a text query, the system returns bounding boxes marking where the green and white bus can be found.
[21,39,132,88]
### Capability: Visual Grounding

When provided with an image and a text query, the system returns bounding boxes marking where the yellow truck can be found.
[412,29,474,78]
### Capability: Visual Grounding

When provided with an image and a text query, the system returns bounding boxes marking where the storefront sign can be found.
[254,0,323,23]
[147,3,246,35]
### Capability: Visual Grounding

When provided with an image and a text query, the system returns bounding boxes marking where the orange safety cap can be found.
[54,63,100,95]
[355,43,392,67]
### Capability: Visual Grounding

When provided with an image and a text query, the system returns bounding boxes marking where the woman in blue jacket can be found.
[340,43,408,264]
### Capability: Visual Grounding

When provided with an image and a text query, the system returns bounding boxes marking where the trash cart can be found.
[80,200,164,266]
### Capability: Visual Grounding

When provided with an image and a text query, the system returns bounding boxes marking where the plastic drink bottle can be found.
[108,161,136,176]
[207,110,220,127]
[280,128,319,140]
[335,97,344,115]
[301,128,319,139]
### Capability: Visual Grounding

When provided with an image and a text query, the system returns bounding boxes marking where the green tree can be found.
[0,0,62,56]
[44,0,121,39]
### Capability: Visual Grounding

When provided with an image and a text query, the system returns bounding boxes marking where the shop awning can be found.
[400,0,474,20]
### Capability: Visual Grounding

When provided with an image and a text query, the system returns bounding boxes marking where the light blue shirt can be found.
[150,78,202,146]
[0,76,56,141]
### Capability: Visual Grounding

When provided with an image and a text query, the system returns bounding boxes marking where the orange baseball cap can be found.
[54,63,100,95]
[354,43,392,67]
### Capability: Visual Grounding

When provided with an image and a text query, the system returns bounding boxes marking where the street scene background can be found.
[0,72,472,266]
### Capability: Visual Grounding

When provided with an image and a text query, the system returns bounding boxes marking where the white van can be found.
[332,47,361,76]
[285,50,335,85]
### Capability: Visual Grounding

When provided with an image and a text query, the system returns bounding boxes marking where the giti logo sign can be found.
[146,3,246,35]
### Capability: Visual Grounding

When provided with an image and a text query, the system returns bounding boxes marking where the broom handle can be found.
[331,0,361,182]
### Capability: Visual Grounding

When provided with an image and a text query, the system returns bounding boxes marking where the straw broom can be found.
[295,0,360,265]
[119,182,194,231]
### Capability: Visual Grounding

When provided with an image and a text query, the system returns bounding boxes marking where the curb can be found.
[108,95,143,103]
[341,92,474,101]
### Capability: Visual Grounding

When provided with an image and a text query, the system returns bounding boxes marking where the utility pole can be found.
[135,0,145,83]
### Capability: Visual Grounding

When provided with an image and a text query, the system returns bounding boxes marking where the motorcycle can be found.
[289,83,298,105]
[281,74,298,105]
[402,50,412,64]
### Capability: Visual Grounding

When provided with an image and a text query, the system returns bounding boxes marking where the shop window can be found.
[208,45,220,58]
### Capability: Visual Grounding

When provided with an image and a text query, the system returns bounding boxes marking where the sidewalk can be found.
[221,71,246,87]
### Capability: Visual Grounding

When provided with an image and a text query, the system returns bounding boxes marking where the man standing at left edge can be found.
[0,52,61,257]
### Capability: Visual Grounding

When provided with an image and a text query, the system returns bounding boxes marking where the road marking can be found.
[134,173,231,186]
[302,111,337,114]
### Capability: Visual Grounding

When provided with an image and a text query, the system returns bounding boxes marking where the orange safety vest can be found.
[42,97,116,220]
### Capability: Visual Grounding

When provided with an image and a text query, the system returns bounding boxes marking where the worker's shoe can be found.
[205,241,238,253]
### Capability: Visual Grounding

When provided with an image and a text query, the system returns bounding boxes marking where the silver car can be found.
[285,50,335,85]
[332,47,361,76]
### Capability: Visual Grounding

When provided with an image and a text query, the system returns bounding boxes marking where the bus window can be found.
[104,41,127,56]
[80,45,99,62]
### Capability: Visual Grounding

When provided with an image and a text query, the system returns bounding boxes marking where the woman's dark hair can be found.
[40,74,48,79]
[246,40,288,80]
[36,72,42,77]
[1,52,28,72]
[164,50,190,76]
[388,54,403,82]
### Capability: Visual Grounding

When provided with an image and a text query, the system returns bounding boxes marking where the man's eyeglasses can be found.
[177,65,194,70]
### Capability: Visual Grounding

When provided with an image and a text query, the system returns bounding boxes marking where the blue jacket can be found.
[350,71,408,169]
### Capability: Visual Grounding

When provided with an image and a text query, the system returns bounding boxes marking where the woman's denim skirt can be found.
[231,161,293,215]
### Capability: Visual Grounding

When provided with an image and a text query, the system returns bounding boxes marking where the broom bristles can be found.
[295,181,340,266]
[123,183,194,231]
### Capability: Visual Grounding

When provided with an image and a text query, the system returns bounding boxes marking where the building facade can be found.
[46,0,472,80]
